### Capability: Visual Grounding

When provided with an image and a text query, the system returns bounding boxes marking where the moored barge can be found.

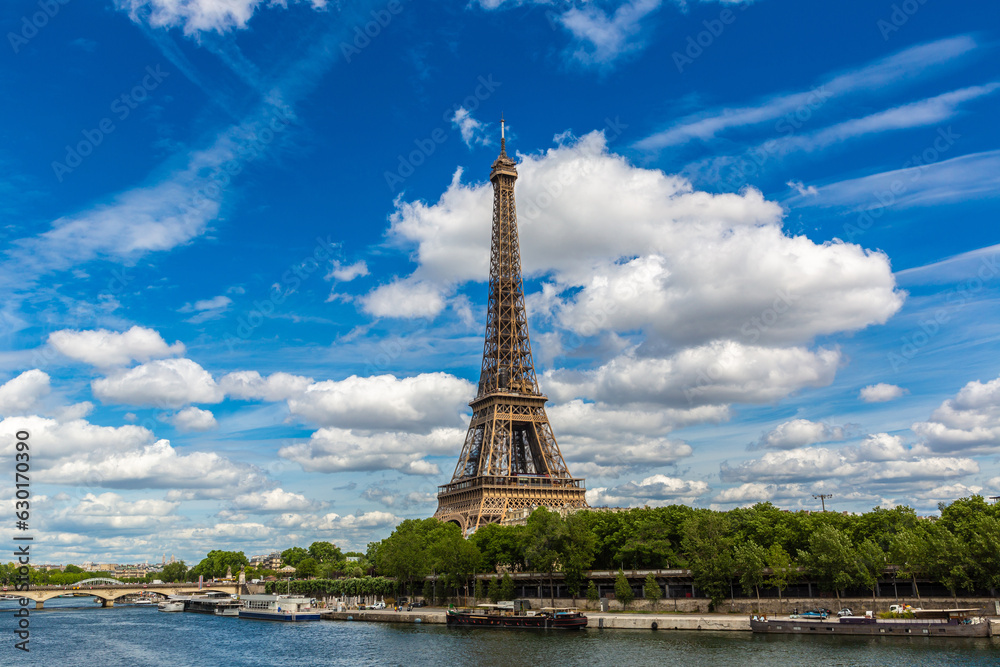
[750,608,990,637]
[447,602,588,630]
[238,594,320,622]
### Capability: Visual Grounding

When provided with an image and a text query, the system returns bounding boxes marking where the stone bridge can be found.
[12,579,241,609]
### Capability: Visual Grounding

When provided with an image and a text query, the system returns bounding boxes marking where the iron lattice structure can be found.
[435,122,587,534]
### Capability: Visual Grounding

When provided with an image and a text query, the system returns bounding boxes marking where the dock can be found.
[319,609,751,631]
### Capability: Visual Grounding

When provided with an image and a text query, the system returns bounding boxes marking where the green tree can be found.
[925,522,971,603]
[64,564,84,574]
[190,550,249,580]
[854,538,886,605]
[499,573,515,601]
[765,544,796,611]
[586,579,599,603]
[803,524,855,600]
[295,557,318,579]
[308,541,343,564]
[474,577,484,601]
[160,561,187,583]
[524,508,565,607]
[889,525,927,599]
[487,577,501,603]
[430,522,481,601]
[470,523,526,571]
[734,540,767,610]
[375,518,438,596]
[614,569,634,610]
[643,572,660,609]
[421,579,433,604]
[560,512,596,600]
[281,547,309,567]
[965,514,1000,594]
[681,511,734,609]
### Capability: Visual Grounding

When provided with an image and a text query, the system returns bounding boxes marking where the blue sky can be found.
[1,0,998,564]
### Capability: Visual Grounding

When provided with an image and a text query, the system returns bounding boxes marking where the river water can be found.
[4,598,999,666]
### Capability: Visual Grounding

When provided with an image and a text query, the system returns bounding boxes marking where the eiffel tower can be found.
[434,119,587,534]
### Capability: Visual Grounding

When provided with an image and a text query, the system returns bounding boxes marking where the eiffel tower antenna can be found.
[435,119,588,534]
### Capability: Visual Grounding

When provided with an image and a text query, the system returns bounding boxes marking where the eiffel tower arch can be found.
[434,120,588,534]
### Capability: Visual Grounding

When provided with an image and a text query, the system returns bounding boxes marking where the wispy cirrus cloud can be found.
[789,149,1000,212]
[635,34,979,151]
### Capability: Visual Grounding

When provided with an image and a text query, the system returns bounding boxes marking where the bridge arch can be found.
[74,578,125,586]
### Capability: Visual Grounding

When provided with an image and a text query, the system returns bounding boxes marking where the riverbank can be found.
[320,608,1000,635]
[320,608,751,631]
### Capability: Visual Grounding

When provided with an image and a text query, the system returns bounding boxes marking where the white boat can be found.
[238,595,320,622]
[158,600,185,612]
[134,599,154,606]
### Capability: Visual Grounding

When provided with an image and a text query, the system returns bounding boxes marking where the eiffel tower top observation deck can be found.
[434,119,587,534]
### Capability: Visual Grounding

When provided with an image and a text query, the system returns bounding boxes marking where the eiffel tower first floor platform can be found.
[434,474,588,534]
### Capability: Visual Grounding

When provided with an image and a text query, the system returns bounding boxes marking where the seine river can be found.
[4,598,999,666]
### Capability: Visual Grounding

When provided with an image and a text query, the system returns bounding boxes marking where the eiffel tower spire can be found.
[435,119,587,534]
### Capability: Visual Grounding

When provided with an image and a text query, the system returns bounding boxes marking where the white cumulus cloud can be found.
[48,326,185,368]
[93,358,224,408]
[169,406,218,432]
[860,383,906,403]
[0,370,50,415]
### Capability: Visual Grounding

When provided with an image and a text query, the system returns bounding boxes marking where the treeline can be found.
[263,576,394,597]
[160,541,364,583]
[368,497,1000,607]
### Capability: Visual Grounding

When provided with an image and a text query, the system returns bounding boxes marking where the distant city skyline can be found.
[0,0,997,563]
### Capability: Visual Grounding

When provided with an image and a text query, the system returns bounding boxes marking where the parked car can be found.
[411,601,427,608]
[800,609,828,619]
[837,608,853,617]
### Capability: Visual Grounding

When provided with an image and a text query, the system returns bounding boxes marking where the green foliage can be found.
[854,538,885,597]
[421,579,433,603]
[524,508,564,576]
[263,576,394,597]
[614,569,634,609]
[281,547,309,567]
[499,573,515,601]
[64,564,84,574]
[295,558,318,578]
[643,572,660,604]
[586,579,599,603]
[802,525,856,597]
[487,577,501,603]
[160,561,187,583]
[470,523,526,571]
[308,541,343,564]
[430,522,481,598]
[190,550,249,580]
[474,578,484,601]
[734,540,767,602]
[561,512,597,598]
[765,544,796,599]
[681,511,734,608]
